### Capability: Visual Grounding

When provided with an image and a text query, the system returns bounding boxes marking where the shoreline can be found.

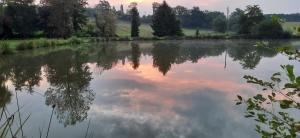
[1,36,300,55]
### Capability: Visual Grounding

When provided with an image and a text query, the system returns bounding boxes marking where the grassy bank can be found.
[1,21,299,55]
[116,21,218,37]
[0,37,89,55]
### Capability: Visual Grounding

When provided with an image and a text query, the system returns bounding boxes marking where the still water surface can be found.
[1,40,300,138]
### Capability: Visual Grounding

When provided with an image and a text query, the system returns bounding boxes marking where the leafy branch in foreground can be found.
[236,46,300,138]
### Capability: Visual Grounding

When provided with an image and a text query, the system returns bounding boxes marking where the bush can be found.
[0,43,13,55]
[16,41,35,51]
[69,37,82,45]
[251,19,285,38]
[212,16,227,33]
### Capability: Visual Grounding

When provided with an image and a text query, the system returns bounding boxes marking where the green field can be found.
[282,22,300,35]
[116,21,215,37]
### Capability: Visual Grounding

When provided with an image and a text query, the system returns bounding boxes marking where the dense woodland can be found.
[0,0,299,39]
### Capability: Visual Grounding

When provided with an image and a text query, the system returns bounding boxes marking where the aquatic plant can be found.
[236,45,300,138]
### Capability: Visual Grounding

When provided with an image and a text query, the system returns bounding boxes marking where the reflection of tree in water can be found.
[129,42,141,70]
[8,56,42,92]
[44,50,94,127]
[152,42,180,75]
[228,44,277,69]
[0,74,12,108]
[96,43,119,71]
[176,44,226,64]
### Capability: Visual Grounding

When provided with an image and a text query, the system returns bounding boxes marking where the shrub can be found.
[69,37,82,45]
[16,41,35,51]
[0,43,13,55]
[251,19,285,38]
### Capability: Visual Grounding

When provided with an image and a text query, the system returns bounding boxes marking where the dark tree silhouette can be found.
[130,5,141,37]
[152,42,180,75]
[151,1,183,37]
[130,42,141,70]
[44,50,94,126]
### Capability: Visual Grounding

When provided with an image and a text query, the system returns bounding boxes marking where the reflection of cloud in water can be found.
[89,88,257,138]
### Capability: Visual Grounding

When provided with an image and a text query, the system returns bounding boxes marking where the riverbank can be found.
[1,35,300,55]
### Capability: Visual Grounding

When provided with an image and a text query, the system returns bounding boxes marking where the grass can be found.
[116,21,217,37]
[282,22,300,35]
[0,37,88,55]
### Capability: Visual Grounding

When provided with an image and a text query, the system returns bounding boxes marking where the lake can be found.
[1,40,300,138]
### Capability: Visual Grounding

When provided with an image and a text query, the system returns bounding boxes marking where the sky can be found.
[87,0,300,15]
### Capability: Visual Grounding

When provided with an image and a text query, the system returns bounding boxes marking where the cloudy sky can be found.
[87,0,300,15]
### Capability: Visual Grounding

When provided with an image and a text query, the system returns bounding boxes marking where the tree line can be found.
[0,0,295,39]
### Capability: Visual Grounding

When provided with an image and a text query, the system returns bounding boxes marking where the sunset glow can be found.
[87,0,300,14]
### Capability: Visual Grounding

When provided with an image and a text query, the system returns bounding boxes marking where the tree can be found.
[42,0,75,38]
[229,8,244,32]
[120,4,124,15]
[151,1,183,37]
[72,0,88,32]
[4,0,38,37]
[95,0,116,37]
[213,15,227,33]
[238,5,264,34]
[130,43,141,70]
[251,17,284,38]
[130,3,140,37]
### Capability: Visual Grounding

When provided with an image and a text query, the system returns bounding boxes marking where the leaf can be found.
[286,91,296,96]
[268,95,273,101]
[284,65,295,82]
[271,72,281,82]
[236,102,242,105]
[237,95,243,101]
[279,100,293,109]
[272,92,276,97]
[256,113,267,123]
[254,94,266,102]
[285,83,297,88]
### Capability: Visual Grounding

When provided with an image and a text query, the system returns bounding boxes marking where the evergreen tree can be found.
[120,4,124,15]
[130,5,140,37]
[151,1,182,37]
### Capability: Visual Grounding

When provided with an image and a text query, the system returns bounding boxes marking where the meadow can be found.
[282,21,300,35]
[116,21,215,37]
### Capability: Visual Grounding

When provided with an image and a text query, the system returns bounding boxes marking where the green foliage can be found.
[16,41,30,51]
[4,0,38,37]
[130,6,141,37]
[151,1,183,37]
[236,45,300,138]
[95,0,117,37]
[69,37,83,45]
[195,28,200,37]
[238,5,264,34]
[0,43,13,55]
[212,16,227,33]
[251,19,284,38]
[229,8,244,32]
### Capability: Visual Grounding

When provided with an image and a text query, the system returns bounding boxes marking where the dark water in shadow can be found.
[1,40,300,138]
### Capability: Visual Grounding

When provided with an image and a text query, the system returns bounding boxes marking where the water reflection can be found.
[0,75,11,107]
[0,40,297,138]
[129,42,141,70]
[152,42,180,75]
[44,50,94,126]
